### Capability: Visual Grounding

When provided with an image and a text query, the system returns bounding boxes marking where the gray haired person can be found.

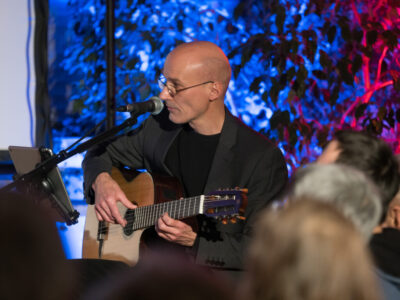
[285,163,382,240]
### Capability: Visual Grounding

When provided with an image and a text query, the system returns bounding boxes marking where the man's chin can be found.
[168,112,187,125]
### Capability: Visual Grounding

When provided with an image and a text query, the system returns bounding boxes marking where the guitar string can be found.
[133,196,200,230]
[97,197,212,231]
[97,196,203,233]
[95,197,240,233]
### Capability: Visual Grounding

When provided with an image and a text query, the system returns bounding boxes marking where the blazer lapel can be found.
[154,125,182,176]
[204,109,237,193]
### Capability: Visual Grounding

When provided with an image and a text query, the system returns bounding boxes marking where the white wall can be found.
[0,0,36,149]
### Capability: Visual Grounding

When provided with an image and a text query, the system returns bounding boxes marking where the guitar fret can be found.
[138,206,143,229]
[153,203,158,226]
[134,207,139,230]
[167,201,172,218]
[144,205,148,227]
[141,206,145,228]
[144,205,148,228]
[142,206,147,228]
[154,202,158,224]
[140,206,146,229]
[160,202,165,219]
[143,205,148,229]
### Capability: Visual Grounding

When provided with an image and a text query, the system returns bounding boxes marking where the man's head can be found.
[286,163,382,240]
[317,130,400,222]
[159,41,231,133]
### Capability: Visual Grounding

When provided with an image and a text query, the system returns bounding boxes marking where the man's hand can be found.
[155,213,197,246]
[92,172,136,227]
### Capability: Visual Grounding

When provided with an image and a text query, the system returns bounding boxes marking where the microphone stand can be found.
[0,112,141,225]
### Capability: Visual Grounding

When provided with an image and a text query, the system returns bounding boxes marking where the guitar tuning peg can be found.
[236,216,246,221]
[221,218,228,225]
[230,217,237,224]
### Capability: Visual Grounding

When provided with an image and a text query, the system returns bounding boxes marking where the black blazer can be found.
[83,107,288,273]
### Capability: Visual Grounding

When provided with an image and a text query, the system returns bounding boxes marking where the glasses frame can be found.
[158,75,214,97]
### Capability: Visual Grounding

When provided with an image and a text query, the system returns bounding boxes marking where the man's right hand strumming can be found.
[92,172,136,227]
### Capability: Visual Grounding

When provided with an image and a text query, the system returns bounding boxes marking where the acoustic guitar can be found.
[82,167,247,265]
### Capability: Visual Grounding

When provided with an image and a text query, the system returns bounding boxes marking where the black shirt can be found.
[370,228,400,277]
[165,124,220,197]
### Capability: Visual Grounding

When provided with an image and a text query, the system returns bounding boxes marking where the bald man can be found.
[82,41,288,276]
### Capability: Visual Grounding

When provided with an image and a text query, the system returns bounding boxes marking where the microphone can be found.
[116,96,164,115]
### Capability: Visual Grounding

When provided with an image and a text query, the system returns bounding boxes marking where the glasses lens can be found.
[158,75,175,97]
[158,79,165,91]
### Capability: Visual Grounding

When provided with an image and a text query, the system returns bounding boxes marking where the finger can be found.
[161,212,174,225]
[95,205,115,223]
[157,217,180,236]
[99,201,114,219]
[94,209,104,221]
[98,201,116,223]
[162,213,181,227]
[119,195,137,209]
[156,217,170,233]
[109,203,127,227]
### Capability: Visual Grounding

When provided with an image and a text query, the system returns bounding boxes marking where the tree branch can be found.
[340,80,394,125]
[351,0,362,27]
[376,47,388,82]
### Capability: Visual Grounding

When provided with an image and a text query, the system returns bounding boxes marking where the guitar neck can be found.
[130,195,205,230]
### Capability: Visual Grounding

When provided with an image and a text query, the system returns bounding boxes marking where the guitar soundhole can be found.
[123,209,135,236]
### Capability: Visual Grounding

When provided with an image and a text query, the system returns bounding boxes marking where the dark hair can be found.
[334,130,400,220]
[83,252,234,300]
[0,191,76,300]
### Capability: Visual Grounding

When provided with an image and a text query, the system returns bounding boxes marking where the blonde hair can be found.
[245,199,382,300]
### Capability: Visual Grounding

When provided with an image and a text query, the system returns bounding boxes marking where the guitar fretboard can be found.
[129,195,205,230]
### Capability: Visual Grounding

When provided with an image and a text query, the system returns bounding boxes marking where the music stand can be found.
[8,146,79,225]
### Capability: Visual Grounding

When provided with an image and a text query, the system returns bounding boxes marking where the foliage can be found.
[232,0,400,171]
[61,0,247,132]
[60,0,400,173]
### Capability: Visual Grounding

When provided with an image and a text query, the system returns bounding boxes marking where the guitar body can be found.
[82,167,247,266]
[82,167,184,266]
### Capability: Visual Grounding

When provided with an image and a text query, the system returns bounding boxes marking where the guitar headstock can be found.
[204,188,248,223]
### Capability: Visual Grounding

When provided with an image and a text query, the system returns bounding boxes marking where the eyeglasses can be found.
[158,74,214,97]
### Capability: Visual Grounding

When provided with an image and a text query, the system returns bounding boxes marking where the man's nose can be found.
[159,87,172,101]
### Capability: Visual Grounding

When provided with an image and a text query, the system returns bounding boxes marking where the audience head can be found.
[317,130,400,222]
[286,163,382,239]
[245,199,382,300]
[0,191,75,300]
[83,252,235,300]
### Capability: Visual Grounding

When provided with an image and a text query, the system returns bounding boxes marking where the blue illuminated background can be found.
[48,0,400,257]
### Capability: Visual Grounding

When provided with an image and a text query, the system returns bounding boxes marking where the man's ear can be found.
[393,205,400,230]
[209,82,221,102]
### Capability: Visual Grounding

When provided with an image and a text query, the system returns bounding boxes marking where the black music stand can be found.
[8,146,79,225]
